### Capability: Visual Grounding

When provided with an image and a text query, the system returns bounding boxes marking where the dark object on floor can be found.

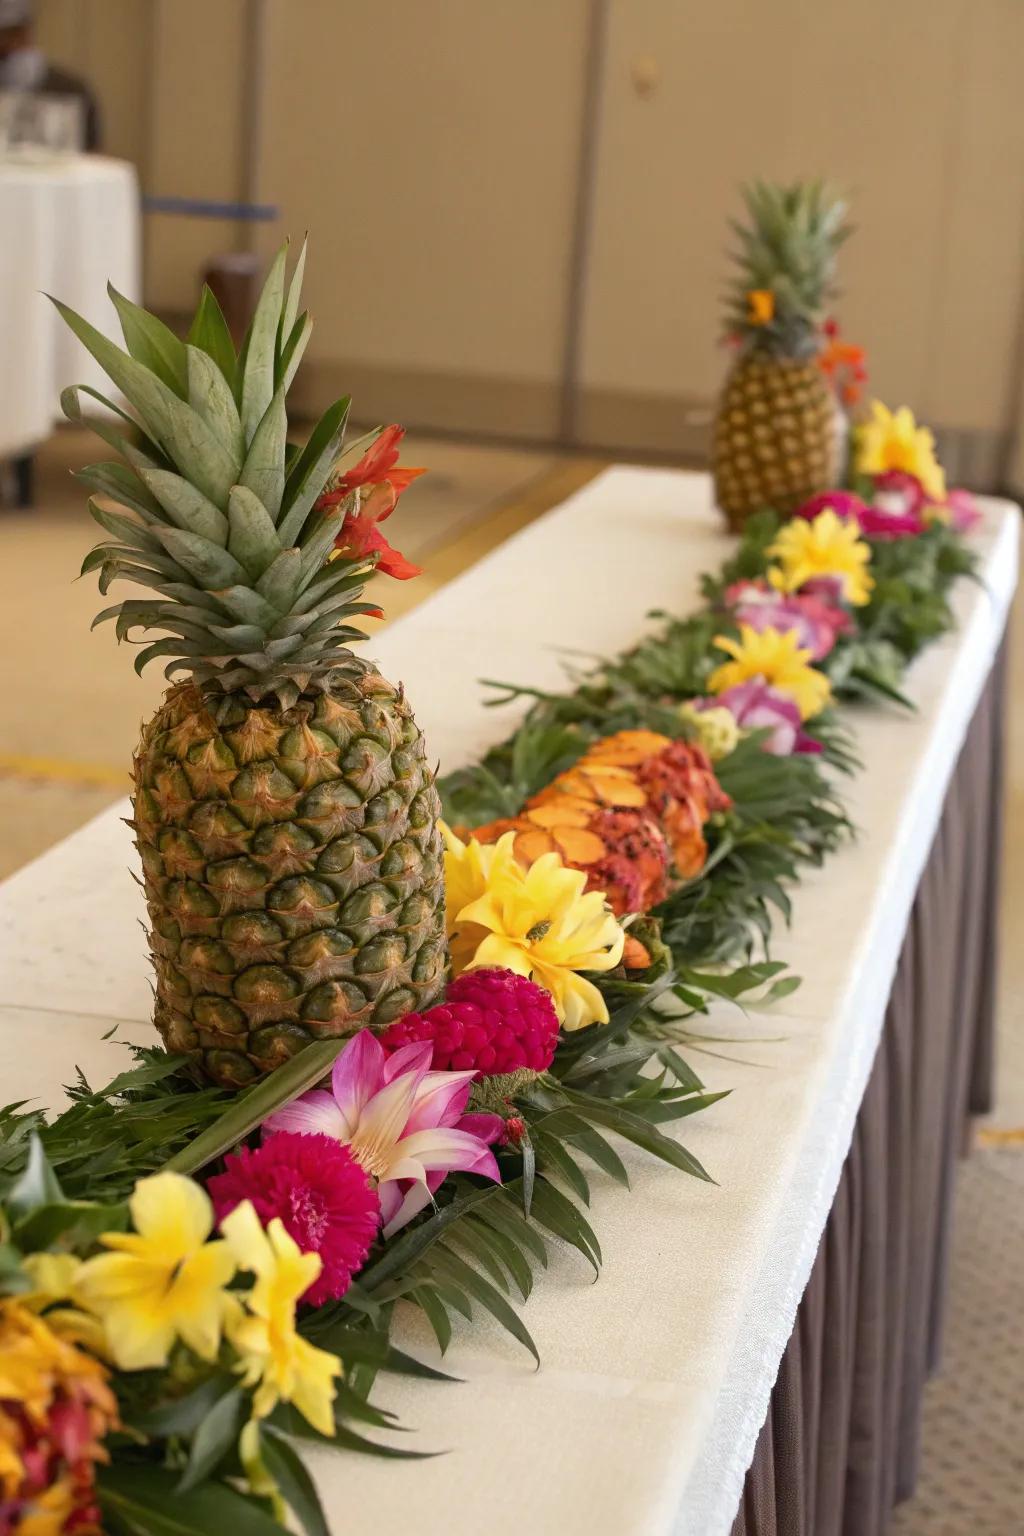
[202,253,260,345]
[1,452,34,509]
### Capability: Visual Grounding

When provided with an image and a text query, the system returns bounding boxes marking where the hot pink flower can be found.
[264,1030,504,1238]
[875,474,981,534]
[208,1132,380,1306]
[724,578,851,661]
[796,485,923,540]
[693,681,822,756]
[797,478,980,540]
[939,487,982,533]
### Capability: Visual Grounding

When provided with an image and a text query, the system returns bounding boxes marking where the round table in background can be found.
[0,154,140,457]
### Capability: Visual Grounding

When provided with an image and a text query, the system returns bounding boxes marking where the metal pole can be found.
[238,0,267,255]
[559,0,611,446]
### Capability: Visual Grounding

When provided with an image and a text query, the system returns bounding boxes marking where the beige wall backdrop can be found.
[33,0,1024,476]
[580,0,1024,464]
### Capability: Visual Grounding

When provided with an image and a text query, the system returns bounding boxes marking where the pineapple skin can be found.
[712,354,838,532]
[134,667,447,1088]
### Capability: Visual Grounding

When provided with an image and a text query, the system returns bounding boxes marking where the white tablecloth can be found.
[0,470,1017,1535]
[0,154,140,456]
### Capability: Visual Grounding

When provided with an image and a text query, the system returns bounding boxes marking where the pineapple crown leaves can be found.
[53,239,385,711]
[723,179,852,359]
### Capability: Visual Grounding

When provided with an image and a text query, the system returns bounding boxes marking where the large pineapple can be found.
[57,244,447,1087]
[712,180,850,531]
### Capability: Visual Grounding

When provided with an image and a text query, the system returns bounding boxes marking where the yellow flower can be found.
[766,508,874,606]
[747,288,775,325]
[448,830,625,1030]
[19,1253,108,1359]
[708,625,832,721]
[14,1480,76,1536]
[856,400,946,501]
[74,1172,236,1370]
[678,702,740,762]
[440,822,519,971]
[221,1201,341,1436]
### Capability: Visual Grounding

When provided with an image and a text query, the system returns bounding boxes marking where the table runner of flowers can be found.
[0,402,980,1535]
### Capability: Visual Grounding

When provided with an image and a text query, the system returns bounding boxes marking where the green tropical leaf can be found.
[50,296,240,504]
[163,1037,351,1177]
[177,1386,247,1492]
[187,284,237,386]
[12,1197,128,1250]
[130,1372,237,1436]
[61,384,170,474]
[259,1427,329,1536]
[227,485,281,580]
[98,1464,286,1536]
[6,1135,63,1218]
[281,235,307,344]
[108,283,189,397]
[278,312,312,396]
[429,1246,539,1365]
[528,1179,601,1275]
[241,387,288,522]
[241,244,288,443]
[463,1213,534,1299]
[534,1131,590,1203]
[277,396,351,544]
[187,345,245,466]
[411,1284,453,1351]
[138,468,229,544]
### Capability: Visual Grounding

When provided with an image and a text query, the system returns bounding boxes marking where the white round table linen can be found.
[0,154,140,455]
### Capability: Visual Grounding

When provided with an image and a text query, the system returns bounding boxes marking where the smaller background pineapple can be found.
[712,180,851,531]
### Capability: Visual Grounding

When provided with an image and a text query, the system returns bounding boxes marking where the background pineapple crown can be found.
[723,179,851,360]
[54,240,385,712]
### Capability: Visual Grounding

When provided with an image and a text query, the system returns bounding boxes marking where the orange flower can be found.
[747,289,775,325]
[474,731,730,915]
[622,933,653,970]
[818,321,868,407]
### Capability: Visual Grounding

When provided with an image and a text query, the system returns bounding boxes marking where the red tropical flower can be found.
[332,423,426,499]
[318,424,426,581]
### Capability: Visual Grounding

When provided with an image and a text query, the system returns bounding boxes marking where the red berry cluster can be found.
[381,967,560,1077]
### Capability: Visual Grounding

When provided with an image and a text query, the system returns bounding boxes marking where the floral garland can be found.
[0,402,979,1535]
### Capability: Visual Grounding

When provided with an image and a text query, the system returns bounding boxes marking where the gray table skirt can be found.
[730,637,1007,1536]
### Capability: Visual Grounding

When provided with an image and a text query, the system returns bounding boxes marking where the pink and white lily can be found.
[264,1030,503,1238]
[724,578,851,661]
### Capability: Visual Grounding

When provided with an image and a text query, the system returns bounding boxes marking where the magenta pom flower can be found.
[264,1031,504,1237]
[208,1132,380,1306]
[796,485,923,540]
[862,471,928,536]
[695,680,822,757]
[796,490,871,525]
[381,967,560,1078]
[794,477,982,541]
[724,578,851,661]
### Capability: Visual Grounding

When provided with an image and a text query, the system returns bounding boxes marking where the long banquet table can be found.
[0,468,1017,1535]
